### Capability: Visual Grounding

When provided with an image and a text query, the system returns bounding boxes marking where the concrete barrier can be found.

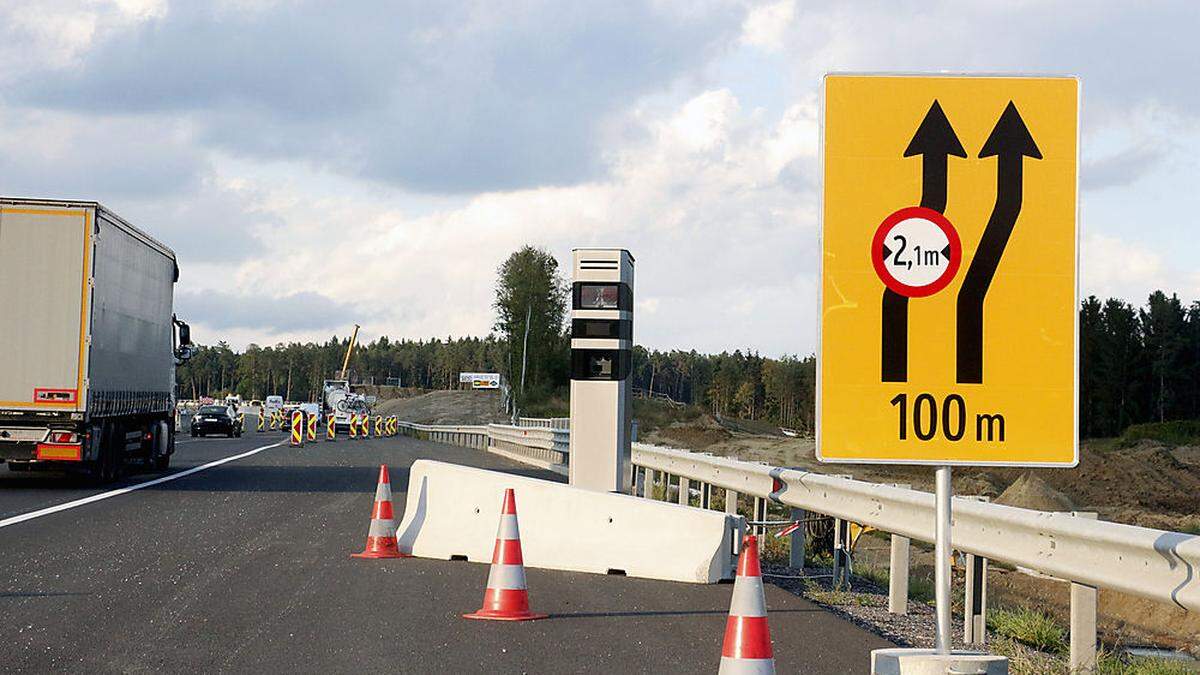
[396,460,742,583]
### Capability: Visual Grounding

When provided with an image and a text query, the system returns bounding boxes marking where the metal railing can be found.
[396,421,489,450]
[487,424,569,473]
[516,417,570,430]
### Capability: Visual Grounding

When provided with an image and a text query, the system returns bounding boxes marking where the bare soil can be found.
[374,389,508,425]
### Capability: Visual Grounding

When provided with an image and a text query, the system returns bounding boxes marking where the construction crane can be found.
[337,324,360,380]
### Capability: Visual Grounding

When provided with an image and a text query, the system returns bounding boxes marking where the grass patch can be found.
[1118,420,1200,447]
[992,638,1196,675]
[988,607,1067,654]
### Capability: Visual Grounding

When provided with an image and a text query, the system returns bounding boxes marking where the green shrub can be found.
[987,607,1067,654]
[1119,420,1200,447]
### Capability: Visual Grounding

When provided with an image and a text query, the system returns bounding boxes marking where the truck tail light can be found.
[47,431,80,444]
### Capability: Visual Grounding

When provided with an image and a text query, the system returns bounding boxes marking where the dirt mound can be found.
[995,472,1074,511]
[374,389,507,425]
[648,415,732,449]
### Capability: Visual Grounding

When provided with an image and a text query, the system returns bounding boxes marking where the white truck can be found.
[0,199,193,481]
[322,379,369,432]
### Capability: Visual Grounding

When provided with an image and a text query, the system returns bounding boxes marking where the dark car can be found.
[190,405,241,438]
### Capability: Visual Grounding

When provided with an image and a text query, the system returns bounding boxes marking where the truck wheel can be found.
[149,420,170,471]
[87,423,118,484]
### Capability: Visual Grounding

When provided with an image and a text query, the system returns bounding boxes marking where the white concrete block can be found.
[397,460,740,583]
[871,649,1007,675]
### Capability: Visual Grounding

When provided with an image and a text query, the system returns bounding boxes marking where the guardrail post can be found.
[888,484,911,615]
[789,507,806,568]
[701,483,712,510]
[725,489,738,517]
[753,496,766,535]
[962,495,990,644]
[833,517,850,588]
[642,467,655,499]
[678,476,690,506]
[1070,511,1099,674]
[889,533,911,614]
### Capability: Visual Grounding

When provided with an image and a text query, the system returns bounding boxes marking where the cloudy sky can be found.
[3,1,1198,355]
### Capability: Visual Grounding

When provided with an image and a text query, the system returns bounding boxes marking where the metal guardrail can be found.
[487,424,569,473]
[516,417,570,430]
[396,421,489,450]
[630,443,1200,613]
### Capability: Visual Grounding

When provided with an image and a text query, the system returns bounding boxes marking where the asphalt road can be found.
[0,423,892,673]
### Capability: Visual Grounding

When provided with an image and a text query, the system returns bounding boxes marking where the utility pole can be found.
[520,303,531,396]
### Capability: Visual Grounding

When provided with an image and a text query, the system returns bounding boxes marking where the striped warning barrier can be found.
[256,411,265,432]
[374,415,383,437]
[718,535,775,674]
[463,488,547,621]
[306,413,317,442]
[290,410,304,447]
[327,414,337,441]
[349,414,358,440]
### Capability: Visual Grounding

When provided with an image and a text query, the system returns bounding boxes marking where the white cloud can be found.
[1080,232,1168,302]
[173,87,820,354]
[740,0,795,52]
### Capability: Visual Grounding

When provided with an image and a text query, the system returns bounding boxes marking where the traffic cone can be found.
[352,465,407,559]
[719,535,775,674]
[463,488,547,621]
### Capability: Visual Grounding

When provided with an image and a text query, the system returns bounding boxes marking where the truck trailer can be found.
[0,198,193,481]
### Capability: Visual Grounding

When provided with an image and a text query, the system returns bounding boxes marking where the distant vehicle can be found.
[190,405,240,438]
[323,380,369,431]
[264,396,284,418]
[0,199,194,481]
[225,394,242,410]
[249,399,262,408]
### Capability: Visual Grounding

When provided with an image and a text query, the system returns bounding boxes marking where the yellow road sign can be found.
[818,74,1079,466]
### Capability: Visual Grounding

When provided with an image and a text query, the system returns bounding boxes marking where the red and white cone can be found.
[719,534,775,674]
[351,465,408,559]
[463,488,547,621]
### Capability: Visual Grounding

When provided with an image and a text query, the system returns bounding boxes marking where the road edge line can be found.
[0,441,286,530]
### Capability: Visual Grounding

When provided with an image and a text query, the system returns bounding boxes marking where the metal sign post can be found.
[934,466,952,654]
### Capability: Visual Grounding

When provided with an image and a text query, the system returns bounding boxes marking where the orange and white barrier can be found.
[719,535,775,674]
[352,465,407,559]
[463,488,547,621]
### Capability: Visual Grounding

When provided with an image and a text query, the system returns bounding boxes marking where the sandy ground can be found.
[374,389,508,425]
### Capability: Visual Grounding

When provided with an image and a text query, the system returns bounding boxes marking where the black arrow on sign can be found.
[881,100,966,382]
[956,101,1042,384]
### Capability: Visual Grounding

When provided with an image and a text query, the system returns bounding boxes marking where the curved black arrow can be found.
[955,101,1041,384]
[881,100,965,382]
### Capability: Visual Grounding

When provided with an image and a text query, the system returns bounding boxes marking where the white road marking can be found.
[0,441,285,530]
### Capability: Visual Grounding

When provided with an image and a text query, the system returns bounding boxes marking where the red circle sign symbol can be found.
[871,206,962,298]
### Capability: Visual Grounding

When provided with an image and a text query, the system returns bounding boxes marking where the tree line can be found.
[177,247,1200,439]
